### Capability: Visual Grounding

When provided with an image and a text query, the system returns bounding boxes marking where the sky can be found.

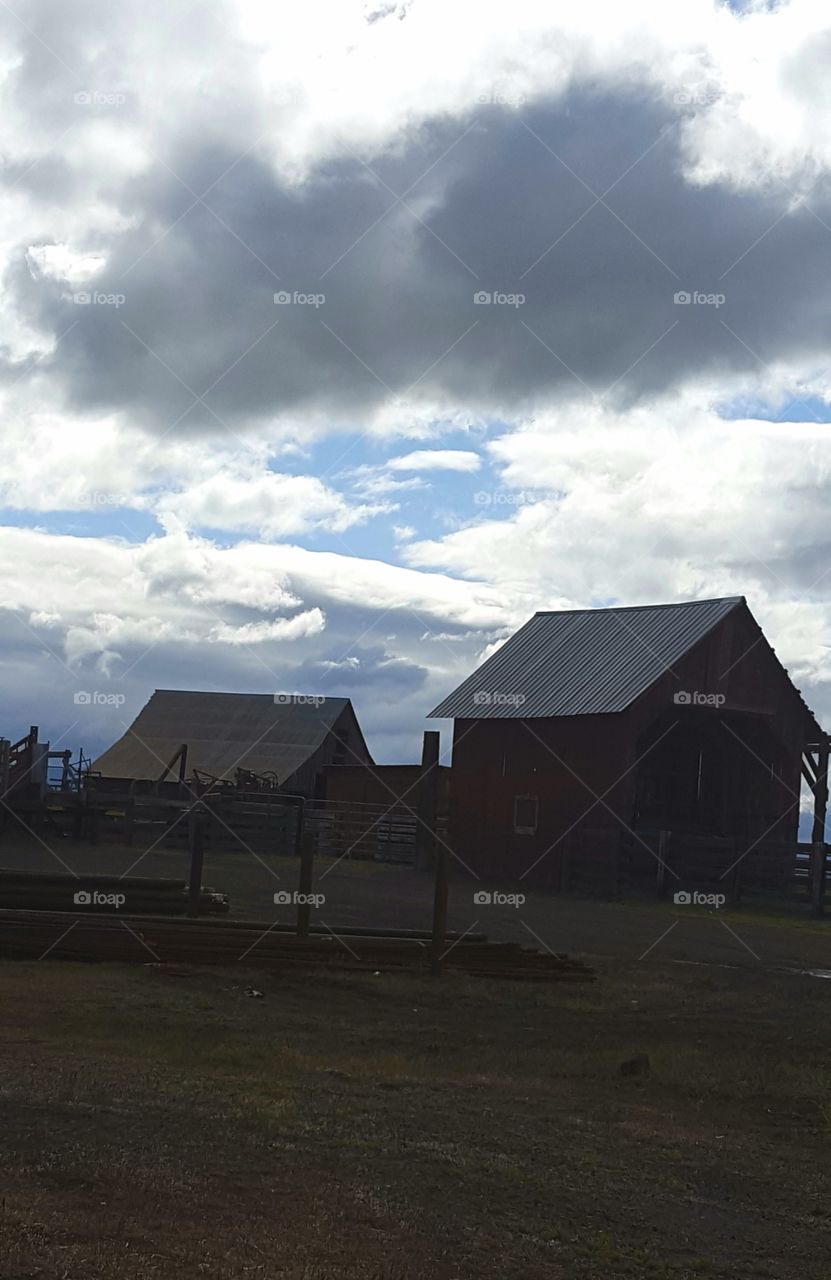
[1,0,830,777]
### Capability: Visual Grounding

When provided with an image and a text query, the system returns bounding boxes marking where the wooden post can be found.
[430,836,449,976]
[157,743,187,787]
[415,730,441,871]
[0,739,10,828]
[656,830,670,899]
[296,831,315,938]
[73,786,86,839]
[808,737,829,917]
[811,738,829,846]
[810,841,826,918]
[187,805,204,918]
[293,797,305,858]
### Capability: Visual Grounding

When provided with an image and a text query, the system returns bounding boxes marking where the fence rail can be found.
[34,786,448,867]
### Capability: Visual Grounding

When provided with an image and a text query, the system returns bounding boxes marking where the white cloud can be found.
[385,449,481,473]
[153,469,387,537]
[2,0,831,760]
[26,243,107,284]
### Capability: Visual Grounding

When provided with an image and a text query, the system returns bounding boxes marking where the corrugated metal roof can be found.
[93,690,355,782]
[428,597,744,719]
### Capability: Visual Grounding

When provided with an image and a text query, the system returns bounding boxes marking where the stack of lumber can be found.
[0,910,592,981]
[0,871,229,915]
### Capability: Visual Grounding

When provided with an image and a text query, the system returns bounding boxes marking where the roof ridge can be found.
[151,689,348,700]
[534,596,744,617]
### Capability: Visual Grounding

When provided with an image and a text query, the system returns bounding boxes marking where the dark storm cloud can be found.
[0,594,446,766]
[7,85,831,429]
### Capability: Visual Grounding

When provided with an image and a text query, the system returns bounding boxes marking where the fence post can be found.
[296,831,315,937]
[187,804,205,918]
[293,796,305,858]
[430,837,449,976]
[810,841,826,918]
[811,738,829,846]
[415,731,441,871]
[656,830,670,899]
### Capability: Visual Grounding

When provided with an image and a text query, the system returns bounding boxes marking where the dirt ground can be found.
[1,951,830,1280]
[2,833,831,1277]
[2,831,831,974]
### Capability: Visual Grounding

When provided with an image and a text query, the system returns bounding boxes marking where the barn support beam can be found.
[810,736,829,846]
[157,743,188,788]
[810,736,829,917]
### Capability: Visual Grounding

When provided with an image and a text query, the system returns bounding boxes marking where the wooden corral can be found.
[430,597,828,897]
[316,761,450,863]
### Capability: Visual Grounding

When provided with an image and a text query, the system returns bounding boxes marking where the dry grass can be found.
[1,955,831,1279]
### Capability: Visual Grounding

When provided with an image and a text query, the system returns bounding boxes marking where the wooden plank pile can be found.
[0,910,593,981]
[0,871,229,916]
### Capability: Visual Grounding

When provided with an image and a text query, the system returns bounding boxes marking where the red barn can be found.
[429,597,828,894]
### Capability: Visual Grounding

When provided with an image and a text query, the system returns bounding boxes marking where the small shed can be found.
[429,597,828,893]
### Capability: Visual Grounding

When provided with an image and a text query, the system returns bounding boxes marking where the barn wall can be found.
[323,764,450,812]
[626,603,811,755]
[625,604,813,885]
[448,715,633,889]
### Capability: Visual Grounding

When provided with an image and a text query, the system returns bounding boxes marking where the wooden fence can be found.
[46,786,445,866]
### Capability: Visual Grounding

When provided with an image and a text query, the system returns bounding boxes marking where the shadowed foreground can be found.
[1,956,830,1278]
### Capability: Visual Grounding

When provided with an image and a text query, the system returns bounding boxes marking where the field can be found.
[2,834,831,1278]
[2,953,831,1280]
[2,831,831,970]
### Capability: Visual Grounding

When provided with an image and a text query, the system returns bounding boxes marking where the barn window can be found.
[513,794,538,835]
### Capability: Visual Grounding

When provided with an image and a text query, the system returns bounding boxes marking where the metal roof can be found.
[428,597,745,719]
[93,690,357,782]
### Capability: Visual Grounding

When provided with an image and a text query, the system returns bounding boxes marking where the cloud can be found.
[0,521,516,759]
[406,391,831,713]
[4,4,831,436]
[2,0,831,764]
[385,449,481,472]
[152,470,387,538]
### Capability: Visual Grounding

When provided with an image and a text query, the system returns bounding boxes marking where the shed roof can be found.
[429,597,744,719]
[93,690,358,782]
